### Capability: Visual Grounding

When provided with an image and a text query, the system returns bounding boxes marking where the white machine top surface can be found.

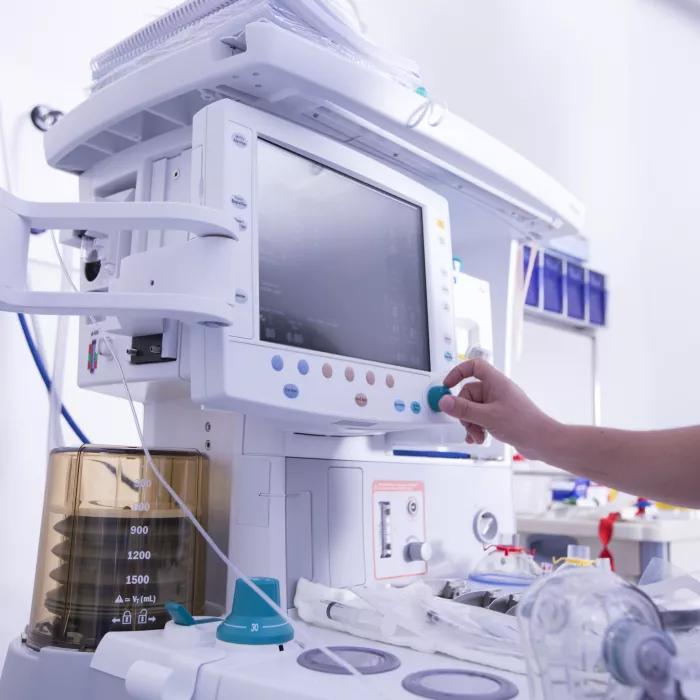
[45,20,585,242]
[96,621,530,699]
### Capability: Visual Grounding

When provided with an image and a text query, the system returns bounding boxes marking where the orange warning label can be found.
[373,481,424,493]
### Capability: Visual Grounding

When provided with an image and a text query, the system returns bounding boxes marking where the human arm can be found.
[439,359,700,509]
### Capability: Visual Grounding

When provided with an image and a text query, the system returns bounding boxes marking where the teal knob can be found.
[216,577,294,646]
[428,385,452,412]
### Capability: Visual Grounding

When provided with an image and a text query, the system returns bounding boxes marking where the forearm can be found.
[533,422,700,508]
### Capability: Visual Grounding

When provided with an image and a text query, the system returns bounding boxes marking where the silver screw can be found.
[205,422,211,433]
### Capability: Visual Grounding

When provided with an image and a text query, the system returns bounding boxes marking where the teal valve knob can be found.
[428,385,452,412]
[216,577,294,646]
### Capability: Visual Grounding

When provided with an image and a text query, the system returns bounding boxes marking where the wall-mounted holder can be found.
[523,245,607,331]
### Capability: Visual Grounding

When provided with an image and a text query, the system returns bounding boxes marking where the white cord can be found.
[514,241,539,362]
[49,232,394,698]
[522,242,539,301]
[407,93,448,130]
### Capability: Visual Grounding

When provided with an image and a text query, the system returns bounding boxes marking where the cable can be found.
[17,313,90,445]
[408,88,448,130]
[1,100,82,447]
[514,241,539,361]
[48,232,390,696]
[19,305,136,489]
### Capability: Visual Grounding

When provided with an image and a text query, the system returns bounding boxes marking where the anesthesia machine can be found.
[0,1,633,699]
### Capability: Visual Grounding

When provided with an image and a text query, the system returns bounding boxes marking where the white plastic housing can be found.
[189,100,457,434]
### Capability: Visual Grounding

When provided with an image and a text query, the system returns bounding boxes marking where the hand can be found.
[438,359,559,459]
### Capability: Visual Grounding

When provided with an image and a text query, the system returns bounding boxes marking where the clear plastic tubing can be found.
[324,601,397,637]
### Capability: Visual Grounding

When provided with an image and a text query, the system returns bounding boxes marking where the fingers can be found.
[463,422,486,445]
[461,383,487,444]
[443,358,497,389]
[439,392,490,424]
[458,381,484,404]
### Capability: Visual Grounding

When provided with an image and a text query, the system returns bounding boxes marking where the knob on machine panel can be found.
[26,446,208,652]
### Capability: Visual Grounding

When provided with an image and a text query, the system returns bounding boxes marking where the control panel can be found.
[373,481,429,581]
[283,459,516,601]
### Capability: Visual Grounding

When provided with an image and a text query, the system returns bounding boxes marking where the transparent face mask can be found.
[518,567,685,700]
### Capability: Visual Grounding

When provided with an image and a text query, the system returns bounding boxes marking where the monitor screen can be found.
[258,140,431,372]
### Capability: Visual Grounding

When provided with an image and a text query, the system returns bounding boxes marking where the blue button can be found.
[272,356,284,372]
[298,360,310,376]
[444,351,453,362]
[394,400,406,413]
[283,384,299,399]
[411,401,422,415]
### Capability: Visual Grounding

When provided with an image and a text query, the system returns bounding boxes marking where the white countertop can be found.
[517,513,700,543]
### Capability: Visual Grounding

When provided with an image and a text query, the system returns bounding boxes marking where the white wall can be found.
[362,0,700,434]
[362,0,652,431]
[0,0,178,666]
[629,0,700,429]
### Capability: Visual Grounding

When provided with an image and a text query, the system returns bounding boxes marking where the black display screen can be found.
[258,140,430,372]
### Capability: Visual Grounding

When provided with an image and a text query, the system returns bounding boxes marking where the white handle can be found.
[0,187,238,327]
[0,188,238,239]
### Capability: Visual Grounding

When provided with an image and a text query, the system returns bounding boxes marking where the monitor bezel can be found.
[191,99,456,431]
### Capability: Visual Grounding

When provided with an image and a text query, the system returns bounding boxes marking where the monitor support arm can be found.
[0,188,237,328]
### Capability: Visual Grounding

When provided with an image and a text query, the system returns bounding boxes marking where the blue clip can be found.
[165,602,220,627]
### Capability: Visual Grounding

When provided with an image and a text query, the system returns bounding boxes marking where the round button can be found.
[345,367,355,382]
[386,375,395,389]
[284,384,299,400]
[407,498,418,516]
[355,394,368,408]
[404,542,432,563]
[271,356,284,372]
[322,363,333,379]
[298,360,310,376]
[410,401,422,415]
[366,371,376,386]
[394,400,406,413]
